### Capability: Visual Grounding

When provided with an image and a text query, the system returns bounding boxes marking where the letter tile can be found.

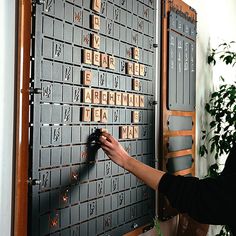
[100,90,108,104]
[93,51,100,66]
[132,111,139,123]
[115,92,122,106]
[139,95,145,107]
[120,126,128,139]
[126,62,133,75]
[91,15,100,30]
[127,126,134,139]
[82,49,92,64]
[132,47,139,60]
[100,109,108,123]
[128,93,134,107]
[132,79,140,91]
[92,89,101,104]
[92,0,101,13]
[91,33,100,49]
[82,107,91,121]
[101,53,108,68]
[82,70,92,85]
[134,94,140,107]
[108,91,115,105]
[108,56,116,70]
[133,126,139,139]
[92,108,101,121]
[82,88,92,103]
[121,93,128,106]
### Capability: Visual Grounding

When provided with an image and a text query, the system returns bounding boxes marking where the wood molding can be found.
[14,0,31,235]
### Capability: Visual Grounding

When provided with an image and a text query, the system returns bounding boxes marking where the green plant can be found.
[200,41,236,236]
[153,217,163,236]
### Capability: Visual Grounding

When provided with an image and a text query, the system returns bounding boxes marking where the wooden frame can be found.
[159,0,197,218]
[14,0,32,235]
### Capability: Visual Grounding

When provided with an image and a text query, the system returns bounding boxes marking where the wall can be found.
[0,0,16,235]
[182,0,236,235]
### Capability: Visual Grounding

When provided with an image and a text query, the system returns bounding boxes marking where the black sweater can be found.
[159,147,236,235]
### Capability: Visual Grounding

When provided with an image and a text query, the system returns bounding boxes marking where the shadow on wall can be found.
[31,131,100,235]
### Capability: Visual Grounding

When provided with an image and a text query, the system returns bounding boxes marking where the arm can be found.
[99,132,165,190]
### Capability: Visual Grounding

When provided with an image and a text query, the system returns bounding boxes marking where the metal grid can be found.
[29,0,157,235]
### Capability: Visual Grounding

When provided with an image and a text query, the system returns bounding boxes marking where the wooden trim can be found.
[174,168,192,176]
[159,0,197,218]
[14,0,31,235]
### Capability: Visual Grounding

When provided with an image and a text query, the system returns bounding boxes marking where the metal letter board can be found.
[29,0,157,235]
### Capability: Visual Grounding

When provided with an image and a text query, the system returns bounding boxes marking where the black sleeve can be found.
[158,173,235,225]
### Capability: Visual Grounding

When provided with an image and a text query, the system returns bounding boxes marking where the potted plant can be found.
[199,41,236,235]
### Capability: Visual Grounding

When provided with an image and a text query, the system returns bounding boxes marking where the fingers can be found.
[99,135,113,148]
[100,132,115,143]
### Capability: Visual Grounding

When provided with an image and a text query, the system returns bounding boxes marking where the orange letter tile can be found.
[91,15,100,31]
[82,70,92,86]
[82,88,92,103]
[82,107,91,121]
[92,108,101,121]
[92,0,101,13]
[100,109,108,123]
[92,89,101,104]
[120,126,128,139]
[82,49,92,64]
[91,33,100,49]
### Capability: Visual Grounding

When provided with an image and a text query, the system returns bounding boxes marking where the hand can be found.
[99,132,131,168]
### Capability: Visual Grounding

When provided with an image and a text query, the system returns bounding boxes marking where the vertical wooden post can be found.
[14,0,31,235]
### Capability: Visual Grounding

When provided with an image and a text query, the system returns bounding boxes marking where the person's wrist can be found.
[123,153,132,171]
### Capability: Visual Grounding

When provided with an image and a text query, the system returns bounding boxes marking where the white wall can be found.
[183,0,236,234]
[0,0,16,235]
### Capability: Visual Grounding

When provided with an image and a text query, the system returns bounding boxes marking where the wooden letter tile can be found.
[91,33,100,49]
[133,63,140,76]
[126,62,133,75]
[115,92,122,106]
[139,64,145,76]
[120,126,128,139]
[128,93,134,107]
[127,126,134,139]
[82,88,92,103]
[82,70,92,86]
[122,93,128,106]
[92,108,101,122]
[132,111,139,123]
[133,126,139,139]
[91,15,100,30]
[132,47,139,60]
[82,49,92,64]
[100,109,108,123]
[93,51,100,66]
[134,94,140,107]
[100,90,108,105]
[82,107,91,121]
[132,79,140,91]
[139,95,145,107]
[92,89,101,104]
[92,0,101,13]
[101,53,108,68]
[108,56,116,70]
[108,91,115,105]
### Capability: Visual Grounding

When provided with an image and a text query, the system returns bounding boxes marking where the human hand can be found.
[99,132,131,168]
